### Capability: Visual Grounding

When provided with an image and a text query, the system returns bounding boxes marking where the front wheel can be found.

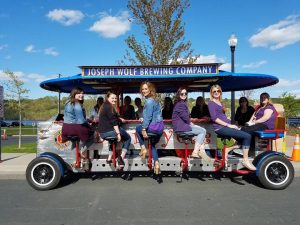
[258,155,294,190]
[26,157,62,191]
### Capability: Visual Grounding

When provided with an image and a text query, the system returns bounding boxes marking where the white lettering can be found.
[117,69,123,75]
[140,68,144,75]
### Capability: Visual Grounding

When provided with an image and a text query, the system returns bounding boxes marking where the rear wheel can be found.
[258,155,294,190]
[26,157,61,191]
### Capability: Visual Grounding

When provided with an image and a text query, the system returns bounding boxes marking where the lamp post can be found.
[58,74,61,114]
[228,34,238,123]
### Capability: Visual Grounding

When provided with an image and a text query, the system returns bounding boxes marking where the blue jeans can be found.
[215,127,251,150]
[100,127,131,152]
[183,124,206,144]
[136,125,162,162]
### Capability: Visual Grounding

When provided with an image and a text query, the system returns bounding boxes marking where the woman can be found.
[136,82,164,174]
[162,97,174,119]
[89,96,104,122]
[98,92,131,168]
[207,85,256,171]
[190,96,210,119]
[234,97,255,126]
[172,88,212,161]
[121,96,136,120]
[242,92,277,135]
[62,87,94,169]
[134,97,144,120]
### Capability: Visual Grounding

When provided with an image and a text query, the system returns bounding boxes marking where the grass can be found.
[1,126,37,136]
[1,142,37,153]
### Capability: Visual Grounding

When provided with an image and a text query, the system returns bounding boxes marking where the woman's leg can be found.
[216,127,255,170]
[100,131,117,161]
[151,133,162,174]
[136,125,147,158]
[120,127,131,158]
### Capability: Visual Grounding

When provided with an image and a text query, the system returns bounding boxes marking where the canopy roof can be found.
[40,64,278,94]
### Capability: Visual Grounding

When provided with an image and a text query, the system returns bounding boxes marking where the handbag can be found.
[148,121,164,133]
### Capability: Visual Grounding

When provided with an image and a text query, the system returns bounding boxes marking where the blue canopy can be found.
[40,70,279,94]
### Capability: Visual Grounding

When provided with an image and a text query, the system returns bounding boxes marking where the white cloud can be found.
[242,60,267,69]
[47,9,84,26]
[0,70,55,83]
[249,15,300,50]
[290,89,300,97]
[0,44,8,51]
[219,63,231,71]
[24,44,37,53]
[89,11,131,38]
[275,78,300,87]
[44,47,59,56]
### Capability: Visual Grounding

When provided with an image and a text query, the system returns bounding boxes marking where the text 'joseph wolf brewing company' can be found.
[83,65,217,76]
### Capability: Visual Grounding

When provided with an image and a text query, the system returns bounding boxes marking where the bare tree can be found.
[240,90,255,100]
[4,70,29,149]
[121,0,195,65]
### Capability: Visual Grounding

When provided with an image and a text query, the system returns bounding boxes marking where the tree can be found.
[122,0,194,65]
[278,92,300,119]
[240,90,255,100]
[3,70,29,149]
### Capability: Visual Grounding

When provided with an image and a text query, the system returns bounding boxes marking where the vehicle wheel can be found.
[26,157,62,191]
[258,155,294,190]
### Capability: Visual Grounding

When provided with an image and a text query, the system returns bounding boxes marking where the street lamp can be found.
[228,33,238,123]
[58,74,61,114]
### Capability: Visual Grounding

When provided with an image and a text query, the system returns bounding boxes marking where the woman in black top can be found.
[191,96,210,119]
[99,92,131,167]
[162,97,174,119]
[235,97,255,126]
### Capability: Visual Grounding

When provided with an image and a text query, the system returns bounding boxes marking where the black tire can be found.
[258,155,294,190]
[26,157,62,191]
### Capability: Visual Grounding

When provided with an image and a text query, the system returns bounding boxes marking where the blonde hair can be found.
[210,84,223,101]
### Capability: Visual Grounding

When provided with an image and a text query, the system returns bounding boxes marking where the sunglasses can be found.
[212,90,221,94]
[180,92,188,96]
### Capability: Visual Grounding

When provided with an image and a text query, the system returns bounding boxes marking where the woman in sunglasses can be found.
[172,87,213,161]
[234,97,255,126]
[208,85,255,170]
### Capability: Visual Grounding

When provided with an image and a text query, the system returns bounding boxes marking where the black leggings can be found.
[241,123,268,150]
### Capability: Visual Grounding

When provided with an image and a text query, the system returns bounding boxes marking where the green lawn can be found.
[1,142,37,153]
[1,126,37,136]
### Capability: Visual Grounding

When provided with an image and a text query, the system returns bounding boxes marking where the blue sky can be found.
[1,0,300,100]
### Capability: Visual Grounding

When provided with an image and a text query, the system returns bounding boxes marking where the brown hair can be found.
[174,87,188,105]
[68,87,84,105]
[100,91,118,114]
[140,81,158,100]
[259,92,271,107]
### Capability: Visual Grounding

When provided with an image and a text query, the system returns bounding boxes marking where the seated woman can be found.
[62,87,94,169]
[234,97,255,126]
[89,96,104,123]
[98,92,131,168]
[190,96,210,120]
[136,82,164,175]
[162,97,174,119]
[208,85,256,171]
[172,88,212,161]
[241,92,277,142]
[120,95,136,120]
[134,97,144,120]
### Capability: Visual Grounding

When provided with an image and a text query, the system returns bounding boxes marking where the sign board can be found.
[0,86,3,118]
[80,64,219,77]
